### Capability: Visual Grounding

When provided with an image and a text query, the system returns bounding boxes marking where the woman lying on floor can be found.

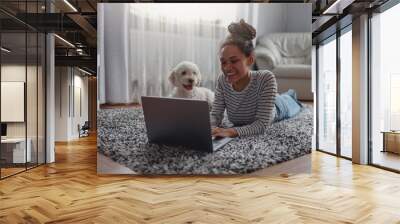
[211,19,303,138]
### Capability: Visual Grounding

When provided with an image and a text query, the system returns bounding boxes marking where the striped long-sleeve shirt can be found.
[210,70,277,137]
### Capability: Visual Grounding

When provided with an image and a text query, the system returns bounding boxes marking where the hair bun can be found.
[227,19,256,41]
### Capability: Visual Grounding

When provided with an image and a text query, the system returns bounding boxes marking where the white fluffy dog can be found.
[168,61,214,108]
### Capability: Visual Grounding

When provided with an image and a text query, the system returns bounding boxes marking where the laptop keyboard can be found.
[212,137,231,149]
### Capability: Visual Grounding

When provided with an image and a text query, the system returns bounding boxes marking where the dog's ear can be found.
[168,70,177,86]
[196,71,202,86]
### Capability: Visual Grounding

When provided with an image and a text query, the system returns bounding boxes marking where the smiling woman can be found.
[211,20,303,138]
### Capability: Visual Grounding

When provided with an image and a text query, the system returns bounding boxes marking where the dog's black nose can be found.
[188,79,194,84]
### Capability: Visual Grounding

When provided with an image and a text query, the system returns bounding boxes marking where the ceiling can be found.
[309,0,390,43]
[0,0,97,74]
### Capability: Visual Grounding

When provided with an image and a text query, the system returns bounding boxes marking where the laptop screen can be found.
[141,96,215,152]
[1,123,7,137]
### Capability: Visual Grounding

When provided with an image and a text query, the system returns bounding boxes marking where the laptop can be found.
[141,96,233,152]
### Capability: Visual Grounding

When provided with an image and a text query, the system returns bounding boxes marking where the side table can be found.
[381,131,400,154]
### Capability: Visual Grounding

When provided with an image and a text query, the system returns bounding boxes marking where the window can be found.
[340,28,352,158]
[370,2,400,171]
[0,2,46,179]
[317,36,337,154]
[316,25,353,159]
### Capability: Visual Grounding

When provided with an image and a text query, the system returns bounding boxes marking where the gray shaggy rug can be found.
[97,106,313,175]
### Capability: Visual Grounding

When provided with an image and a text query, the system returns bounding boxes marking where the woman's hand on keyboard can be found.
[211,127,238,138]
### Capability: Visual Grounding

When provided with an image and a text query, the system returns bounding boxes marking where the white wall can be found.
[55,67,89,141]
[286,4,312,32]
[2,63,46,164]
[1,82,25,122]
[256,4,287,37]
[256,3,311,37]
[55,67,70,141]
[71,74,89,138]
[1,65,39,137]
[1,65,26,140]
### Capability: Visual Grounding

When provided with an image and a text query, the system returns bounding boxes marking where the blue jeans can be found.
[274,89,303,122]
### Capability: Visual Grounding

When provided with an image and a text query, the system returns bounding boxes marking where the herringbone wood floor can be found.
[1,134,400,224]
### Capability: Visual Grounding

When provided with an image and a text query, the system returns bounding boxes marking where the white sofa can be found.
[255,32,312,100]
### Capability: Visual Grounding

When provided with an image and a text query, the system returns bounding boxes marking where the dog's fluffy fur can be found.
[168,61,214,107]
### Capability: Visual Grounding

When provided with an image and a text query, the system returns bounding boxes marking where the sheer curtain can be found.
[99,3,257,104]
